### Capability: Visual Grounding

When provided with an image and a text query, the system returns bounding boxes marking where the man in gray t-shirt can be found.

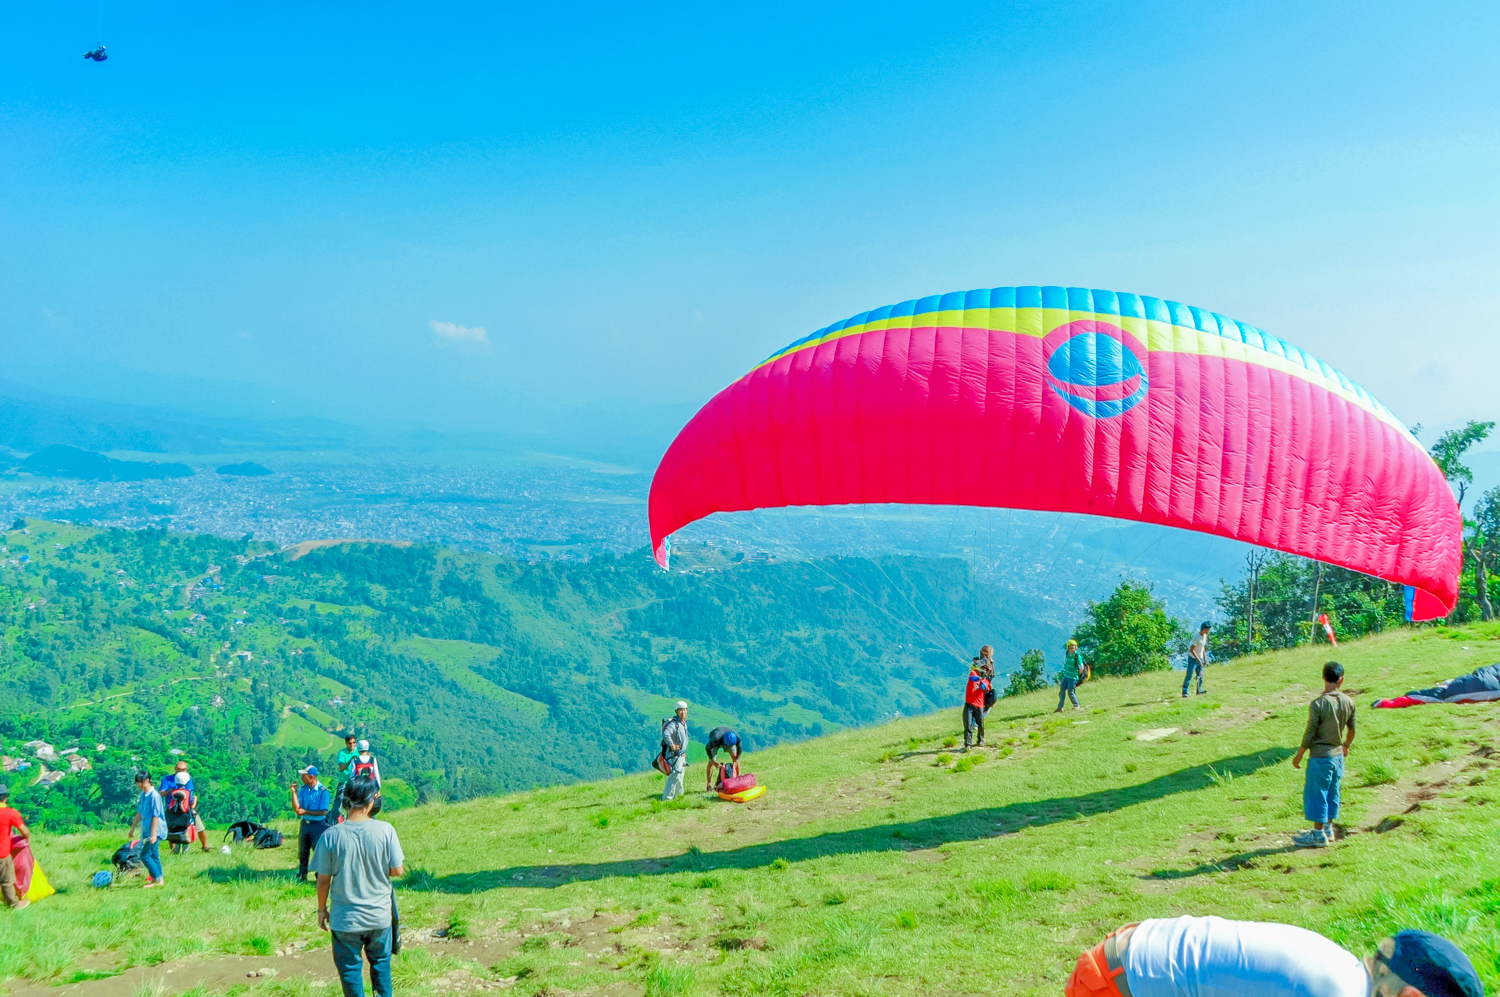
[314,775,404,997]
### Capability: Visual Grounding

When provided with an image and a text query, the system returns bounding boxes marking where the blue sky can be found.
[3,0,1498,453]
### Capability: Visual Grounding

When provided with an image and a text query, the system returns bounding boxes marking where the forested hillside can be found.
[0,519,1062,830]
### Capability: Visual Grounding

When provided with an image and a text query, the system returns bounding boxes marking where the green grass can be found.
[7,623,1500,996]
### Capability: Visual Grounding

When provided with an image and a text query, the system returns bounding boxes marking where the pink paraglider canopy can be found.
[648,286,1461,620]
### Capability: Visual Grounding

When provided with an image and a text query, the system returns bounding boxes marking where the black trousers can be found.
[298,820,328,880]
[963,703,985,746]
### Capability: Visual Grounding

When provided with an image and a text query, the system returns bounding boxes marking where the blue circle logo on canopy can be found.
[1043,320,1150,418]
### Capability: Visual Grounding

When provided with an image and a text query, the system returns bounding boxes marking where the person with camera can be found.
[314,775,404,997]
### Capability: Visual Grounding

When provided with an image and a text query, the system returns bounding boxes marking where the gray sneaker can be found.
[1293,829,1328,848]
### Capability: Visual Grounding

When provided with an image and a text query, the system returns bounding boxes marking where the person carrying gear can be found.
[83,46,107,61]
[1066,916,1480,997]
[293,766,332,882]
[661,702,689,802]
[160,762,211,852]
[963,660,991,750]
[0,783,33,909]
[977,645,997,714]
[1057,639,1087,712]
[353,740,382,788]
[1183,622,1211,697]
[704,727,743,791]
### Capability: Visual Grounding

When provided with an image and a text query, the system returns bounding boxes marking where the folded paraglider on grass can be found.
[1373,663,1500,708]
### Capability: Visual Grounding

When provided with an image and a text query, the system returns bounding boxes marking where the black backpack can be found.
[653,718,681,774]
[113,839,144,871]
[984,684,997,710]
[252,827,284,849]
[225,820,263,844]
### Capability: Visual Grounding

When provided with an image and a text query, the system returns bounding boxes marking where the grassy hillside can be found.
[4,623,1500,996]
[0,519,1063,830]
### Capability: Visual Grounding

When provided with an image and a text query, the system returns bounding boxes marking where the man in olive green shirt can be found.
[1292,661,1356,848]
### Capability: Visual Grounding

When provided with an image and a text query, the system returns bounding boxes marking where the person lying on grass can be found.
[1067,915,1481,997]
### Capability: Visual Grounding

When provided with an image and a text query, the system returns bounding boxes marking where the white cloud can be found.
[429,320,489,346]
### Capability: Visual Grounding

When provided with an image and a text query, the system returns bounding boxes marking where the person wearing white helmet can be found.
[660,702,689,801]
[159,761,210,852]
[352,740,382,788]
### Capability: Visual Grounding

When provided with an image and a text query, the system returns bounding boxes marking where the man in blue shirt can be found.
[293,766,332,882]
[159,762,210,852]
[127,772,166,888]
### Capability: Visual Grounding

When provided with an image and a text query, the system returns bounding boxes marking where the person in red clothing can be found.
[963,660,991,751]
[0,783,33,910]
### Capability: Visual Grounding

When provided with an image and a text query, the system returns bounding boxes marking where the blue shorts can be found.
[1303,754,1343,824]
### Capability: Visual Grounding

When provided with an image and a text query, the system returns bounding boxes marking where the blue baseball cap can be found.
[300,765,319,777]
[723,732,739,746]
[1388,931,1483,997]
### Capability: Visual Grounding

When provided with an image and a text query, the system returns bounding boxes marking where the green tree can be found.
[1071,581,1187,676]
[1469,488,1500,622]
[1002,649,1048,698]
[1430,420,1495,509]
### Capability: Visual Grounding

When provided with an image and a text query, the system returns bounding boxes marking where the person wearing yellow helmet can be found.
[1057,639,1088,712]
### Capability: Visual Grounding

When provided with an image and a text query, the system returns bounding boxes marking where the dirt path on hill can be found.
[0,910,665,997]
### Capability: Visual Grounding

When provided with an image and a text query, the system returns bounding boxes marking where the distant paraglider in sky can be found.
[648,285,1463,621]
[83,45,107,61]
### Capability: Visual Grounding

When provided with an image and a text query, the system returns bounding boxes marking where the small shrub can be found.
[245,936,272,956]
[1363,760,1400,786]
[696,876,721,889]
[935,753,953,766]
[894,909,919,929]
[943,736,958,748]
[971,879,1020,901]
[1123,762,1138,773]
[447,909,470,939]
[645,962,696,997]
[1024,870,1075,892]
[592,813,611,828]
[823,889,850,905]
[768,858,789,871]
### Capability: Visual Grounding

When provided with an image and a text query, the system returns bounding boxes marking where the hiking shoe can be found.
[1181,691,1189,698]
[1292,829,1327,848]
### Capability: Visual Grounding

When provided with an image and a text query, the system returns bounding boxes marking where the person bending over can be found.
[1067,915,1480,997]
[704,727,742,791]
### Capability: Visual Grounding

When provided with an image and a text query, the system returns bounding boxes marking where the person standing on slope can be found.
[160,761,211,852]
[1183,622,1211,697]
[0,784,33,909]
[1066,916,1480,997]
[963,660,991,750]
[293,766,332,882]
[977,645,997,716]
[1057,639,1087,712]
[704,726,743,791]
[661,701,689,802]
[315,775,405,997]
[1292,661,1356,848]
[127,771,166,889]
[334,733,360,811]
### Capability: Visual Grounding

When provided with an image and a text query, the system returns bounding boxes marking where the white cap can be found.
[675,701,688,710]
[174,771,190,785]
[357,739,369,751]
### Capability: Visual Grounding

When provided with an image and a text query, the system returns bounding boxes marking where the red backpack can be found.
[165,788,194,814]
[354,757,376,780]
